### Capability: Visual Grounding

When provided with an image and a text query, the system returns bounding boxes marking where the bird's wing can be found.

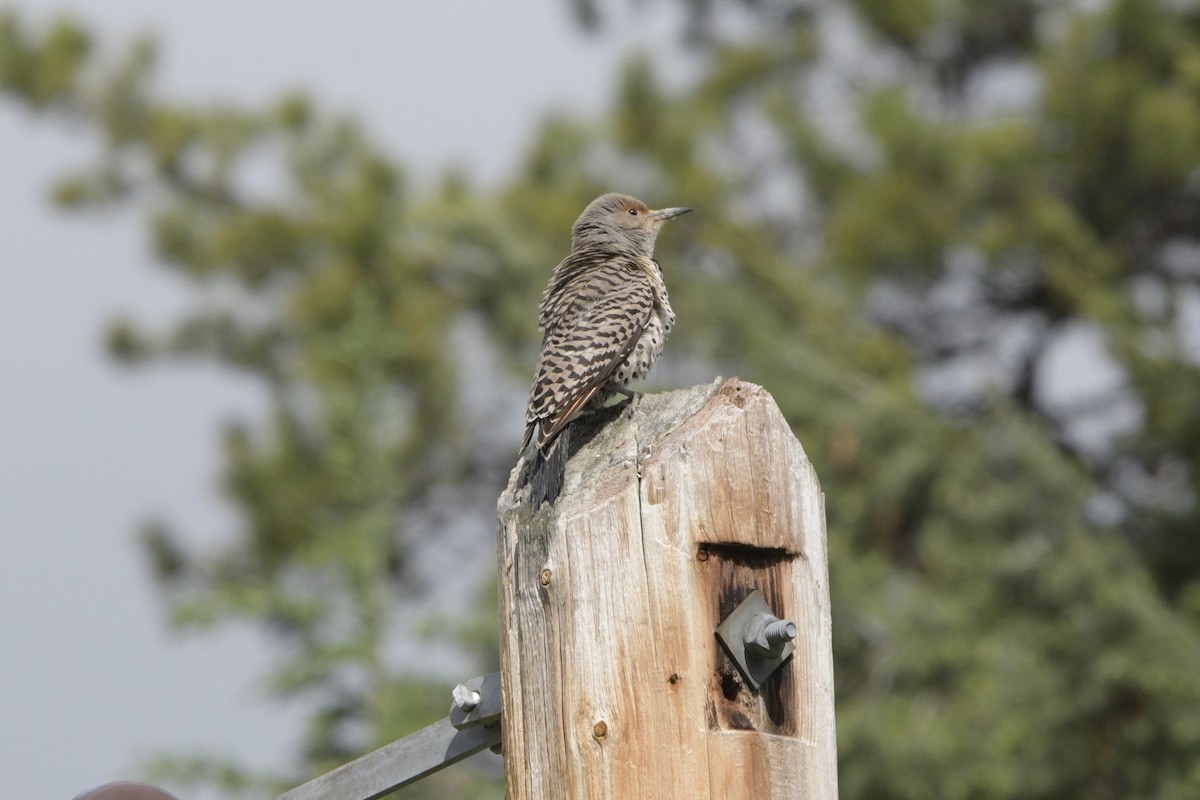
[524,278,654,450]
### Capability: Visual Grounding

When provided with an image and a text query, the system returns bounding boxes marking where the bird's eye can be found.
[628,207,639,215]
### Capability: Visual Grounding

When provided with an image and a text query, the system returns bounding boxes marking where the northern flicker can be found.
[521,192,692,509]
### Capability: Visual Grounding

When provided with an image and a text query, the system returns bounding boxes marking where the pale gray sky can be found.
[0,3,689,797]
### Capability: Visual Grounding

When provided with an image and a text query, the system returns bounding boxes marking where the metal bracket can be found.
[275,672,502,800]
[450,671,502,730]
[715,590,796,690]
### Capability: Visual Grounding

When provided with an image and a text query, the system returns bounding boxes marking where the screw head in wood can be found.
[697,548,709,562]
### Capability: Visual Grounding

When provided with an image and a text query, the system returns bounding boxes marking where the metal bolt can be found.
[539,568,552,586]
[763,618,797,645]
[452,683,480,713]
[697,548,709,562]
[743,612,798,659]
[593,720,608,739]
[715,590,797,689]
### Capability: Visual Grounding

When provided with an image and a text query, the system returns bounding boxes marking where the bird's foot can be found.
[606,383,641,401]
[606,385,642,411]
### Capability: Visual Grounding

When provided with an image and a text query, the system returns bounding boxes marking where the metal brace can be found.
[275,672,502,800]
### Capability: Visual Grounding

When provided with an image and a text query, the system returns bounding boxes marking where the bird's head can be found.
[572,193,692,255]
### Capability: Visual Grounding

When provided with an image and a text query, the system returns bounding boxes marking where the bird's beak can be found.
[649,206,692,221]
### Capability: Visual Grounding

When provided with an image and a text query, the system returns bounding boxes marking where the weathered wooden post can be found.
[497,377,837,799]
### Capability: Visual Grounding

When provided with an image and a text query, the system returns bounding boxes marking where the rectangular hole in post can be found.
[698,541,797,567]
[700,541,804,739]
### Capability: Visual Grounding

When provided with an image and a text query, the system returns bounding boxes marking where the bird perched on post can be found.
[521,193,692,510]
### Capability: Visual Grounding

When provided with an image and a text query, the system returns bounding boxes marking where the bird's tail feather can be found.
[530,426,570,511]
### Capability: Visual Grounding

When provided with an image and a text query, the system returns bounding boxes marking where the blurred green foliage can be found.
[4,1,1200,797]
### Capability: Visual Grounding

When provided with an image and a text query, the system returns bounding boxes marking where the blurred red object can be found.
[73,780,180,800]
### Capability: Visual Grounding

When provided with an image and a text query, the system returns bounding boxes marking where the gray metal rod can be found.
[274,718,501,800]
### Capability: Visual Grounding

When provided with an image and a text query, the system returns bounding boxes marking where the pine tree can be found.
[5,2,1200,797]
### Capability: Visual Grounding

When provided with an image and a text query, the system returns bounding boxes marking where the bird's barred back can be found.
[539,254,647,334]
[525,276,663,446]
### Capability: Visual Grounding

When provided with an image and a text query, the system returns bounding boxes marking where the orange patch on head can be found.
[621,199,650,216]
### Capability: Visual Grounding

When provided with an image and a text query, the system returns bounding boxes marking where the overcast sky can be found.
[0,3,690,798]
